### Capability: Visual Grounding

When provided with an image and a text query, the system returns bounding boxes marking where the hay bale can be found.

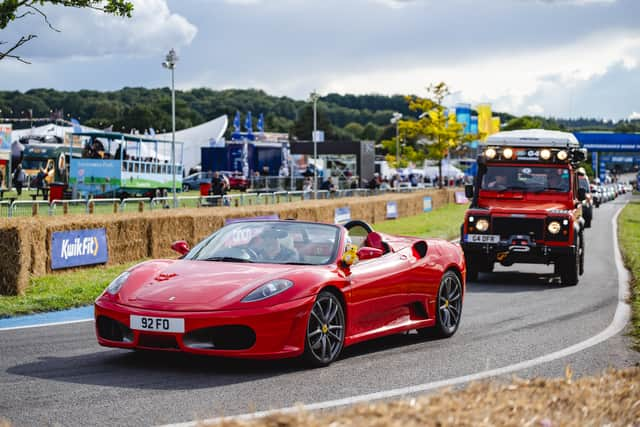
[0,223,23,295]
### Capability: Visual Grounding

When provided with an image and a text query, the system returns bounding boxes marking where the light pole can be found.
[162,48,178,208]
[309,90,320,198]
[391,112,403,176]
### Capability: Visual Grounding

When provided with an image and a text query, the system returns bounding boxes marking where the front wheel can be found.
[419,271,463,338]
[303,291,345,367]
[559,236,581,286]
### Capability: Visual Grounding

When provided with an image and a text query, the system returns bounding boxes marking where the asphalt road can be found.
[1,194,638,427]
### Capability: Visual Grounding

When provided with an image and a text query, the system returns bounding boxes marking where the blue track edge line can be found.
[0,305,93,330]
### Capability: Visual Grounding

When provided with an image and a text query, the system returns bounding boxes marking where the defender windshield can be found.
[185,221,341,265]
[481,165,570,192]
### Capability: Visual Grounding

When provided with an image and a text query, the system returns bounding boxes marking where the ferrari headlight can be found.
[106,271,130,295]
[475,219,489,232]
[242,279,293,302]
[540,149,551,160]
[556,150,568,161]
[484,148,496,159]
[502,148,513,159]
[547,221,561,234]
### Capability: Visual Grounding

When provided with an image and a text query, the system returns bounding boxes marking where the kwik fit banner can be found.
[51,228,108,269]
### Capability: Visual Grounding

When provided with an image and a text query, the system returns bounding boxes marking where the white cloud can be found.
[6,0,197,59]
[629,112,640,120]
[316,29,640,116]
[527,104,545,114]
[538,0,616,4]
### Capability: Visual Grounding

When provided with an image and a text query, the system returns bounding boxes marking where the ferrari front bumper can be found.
[94,295,316,359]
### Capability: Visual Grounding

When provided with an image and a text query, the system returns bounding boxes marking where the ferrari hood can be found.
[120,260,303,311]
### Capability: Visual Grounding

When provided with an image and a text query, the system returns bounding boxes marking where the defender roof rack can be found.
[485,129,579,148]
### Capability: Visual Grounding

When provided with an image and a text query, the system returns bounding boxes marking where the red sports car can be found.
[95,219,466,367]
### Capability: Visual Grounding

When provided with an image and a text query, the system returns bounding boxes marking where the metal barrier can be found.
[0,201,10,217]
[1,185,433,218]
[10,200,50,217]
[120,197,152,213]
[50,199,90,216]
[87,198,121,215]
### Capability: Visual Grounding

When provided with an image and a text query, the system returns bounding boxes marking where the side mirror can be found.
[171,240,190,255]
[577,187,586,202]
[465,184,474,199]
[357,247,384,261]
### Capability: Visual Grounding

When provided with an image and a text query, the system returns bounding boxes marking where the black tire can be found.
[419,271,463,338]
[579,233,585,276]
[465,256,491,282]
[466,263,479,282]
[559,236,580,286]
[303,291,345,368]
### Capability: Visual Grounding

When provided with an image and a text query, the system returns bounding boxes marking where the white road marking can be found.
[0,318,93,332]
[161,201,632,427]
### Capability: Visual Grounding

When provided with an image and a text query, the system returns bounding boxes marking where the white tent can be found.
[156,115,227,174]
[11,115,228,174]
[423,163,465,179]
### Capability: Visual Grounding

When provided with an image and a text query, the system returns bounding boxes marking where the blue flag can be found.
[233,111,241,132]
[245,111,253,133]
[70,118,82,133]
[257,113,264,133]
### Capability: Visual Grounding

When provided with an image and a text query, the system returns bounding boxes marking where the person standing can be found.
[13,164,25,196]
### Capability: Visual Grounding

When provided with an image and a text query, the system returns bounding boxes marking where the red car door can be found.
[346,249,412,338]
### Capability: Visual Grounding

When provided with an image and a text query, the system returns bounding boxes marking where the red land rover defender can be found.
[461,129,588,286]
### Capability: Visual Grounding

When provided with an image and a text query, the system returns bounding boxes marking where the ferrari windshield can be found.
[185,221,341,265]
[481,165,571,192]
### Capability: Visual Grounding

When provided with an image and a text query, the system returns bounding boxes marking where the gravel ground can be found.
[209,367,640,427]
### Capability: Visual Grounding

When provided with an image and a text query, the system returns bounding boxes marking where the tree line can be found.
[1,88,638,146]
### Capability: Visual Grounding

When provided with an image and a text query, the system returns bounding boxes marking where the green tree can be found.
[1,0,133,63]
[292,104,336,141]
[398,82,478,187]
[344,122,364,140]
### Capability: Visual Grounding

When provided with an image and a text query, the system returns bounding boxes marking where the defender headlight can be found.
[106,271,130,295]
[476,219,489,232]
[242,279,293,302]
[502,148,513,159]
[556,150,568,161]
[484,148,496,159]
[547,221,561,234]
[540,149,551,160]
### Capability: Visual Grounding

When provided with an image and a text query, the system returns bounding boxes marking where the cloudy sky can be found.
[1,0,639,120]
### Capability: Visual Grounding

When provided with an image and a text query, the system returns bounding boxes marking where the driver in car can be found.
[250,229,298,262]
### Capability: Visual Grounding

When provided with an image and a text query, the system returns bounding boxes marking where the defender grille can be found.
[492,217,544,241]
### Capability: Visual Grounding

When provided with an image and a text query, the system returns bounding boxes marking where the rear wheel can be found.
[419,271,463,338]
[303,291,345,367]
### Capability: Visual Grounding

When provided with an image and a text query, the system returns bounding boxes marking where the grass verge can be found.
[0,261,140,318]
[210,367,640,427]
[618,199,640,350]
[373,202,467,240]
[0,202,467,317]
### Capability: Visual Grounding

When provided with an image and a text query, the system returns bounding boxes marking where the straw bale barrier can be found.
[0,189,455,295]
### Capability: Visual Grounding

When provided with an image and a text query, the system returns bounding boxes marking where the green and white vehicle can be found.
[68,131,184,198]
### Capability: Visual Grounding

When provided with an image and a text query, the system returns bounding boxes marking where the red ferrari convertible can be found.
[95,219,466,367]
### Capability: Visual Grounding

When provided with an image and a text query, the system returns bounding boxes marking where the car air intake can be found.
[138,333,179,350]
[492,217,544,241]
[97,316,133,343]
[183,325,256,350]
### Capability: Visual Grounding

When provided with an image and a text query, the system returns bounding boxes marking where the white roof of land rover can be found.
[485,129,579,147]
